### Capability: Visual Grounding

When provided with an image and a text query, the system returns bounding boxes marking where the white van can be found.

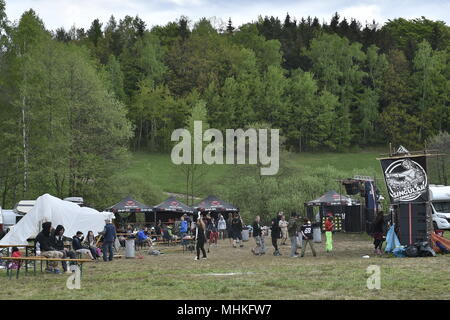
[1,209,21,229]
[14,200,36,215]
[430,185,450,230]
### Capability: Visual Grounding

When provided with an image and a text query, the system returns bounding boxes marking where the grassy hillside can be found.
[117,149,387,198]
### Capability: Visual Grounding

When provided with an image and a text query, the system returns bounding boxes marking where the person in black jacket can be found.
[271,212,283,256]
[251,215,265,255]
[100,219,116,262]
[73,231,94,260]
[372,211,386,255]
[195,215,207,260]
[231,213,244,248]
[36,221,63,273]
[51,225,76,273]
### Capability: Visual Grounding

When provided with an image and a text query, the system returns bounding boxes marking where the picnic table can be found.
[0,256,93,279]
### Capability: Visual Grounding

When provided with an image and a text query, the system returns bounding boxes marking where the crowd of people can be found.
[33,218,117,274]
[20,210,389,273]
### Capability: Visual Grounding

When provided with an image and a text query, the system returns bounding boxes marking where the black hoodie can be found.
[36,222,55,252]
[51,225,66,251]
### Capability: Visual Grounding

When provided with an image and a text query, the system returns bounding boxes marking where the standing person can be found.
[209,217,219,247]
[101,219,116,262]
[324,215,335,253]
[217,214,227,240]
[279,215,289,245]
[270,212,282,256]
[372,211,385,255]
[205,213,212,245]
[300,218,316,257]
[251,215,265,255]
[195,215,207,260]
[36,221,64,274]
[51,225,77,273]
[179,216,188,246]
[288,212,299,257]
[155,221,162,236]
[231,213,244,248]
[179,216,188,239]
[226,215,233,244]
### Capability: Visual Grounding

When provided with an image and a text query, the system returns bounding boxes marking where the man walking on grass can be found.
[300,218,316,257]
[270,212,282,256]
[251,215,265,255]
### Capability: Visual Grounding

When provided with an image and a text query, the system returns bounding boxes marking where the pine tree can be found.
[226,17,235,34]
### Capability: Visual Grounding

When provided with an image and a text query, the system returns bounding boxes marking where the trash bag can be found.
[405,245,419,257]
[416,241,436,257]
[393,246,406,257]
[385,224,401,253]
[148,250,162,256]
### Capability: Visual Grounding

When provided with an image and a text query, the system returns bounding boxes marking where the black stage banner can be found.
[380,156,428,203]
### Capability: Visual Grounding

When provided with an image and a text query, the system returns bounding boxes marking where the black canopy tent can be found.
[305,190,363,232]
[151,196,194,225]
[194,195,239,220]
[105,196,152,227]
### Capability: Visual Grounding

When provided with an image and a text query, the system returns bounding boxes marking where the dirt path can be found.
[163,192,201,201]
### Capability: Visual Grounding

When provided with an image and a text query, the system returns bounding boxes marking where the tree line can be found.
[0,0,449,208]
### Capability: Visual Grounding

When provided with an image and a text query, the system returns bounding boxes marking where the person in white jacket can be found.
[217,214,227,240]
[279,214,289,245]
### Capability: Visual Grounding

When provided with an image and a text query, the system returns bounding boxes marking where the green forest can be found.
[0,0,449,212]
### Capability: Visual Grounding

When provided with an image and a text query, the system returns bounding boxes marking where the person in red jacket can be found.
[324,214,334,253]
[9,247,22,270]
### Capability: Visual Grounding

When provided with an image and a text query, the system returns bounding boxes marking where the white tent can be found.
[0,194,115,245]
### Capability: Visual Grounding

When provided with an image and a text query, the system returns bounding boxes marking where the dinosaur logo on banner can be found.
[384,158,427,202]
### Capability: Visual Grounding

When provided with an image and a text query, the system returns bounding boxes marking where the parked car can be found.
[430,185,450,230]
[13,200,36,215]
[1,209,21,230]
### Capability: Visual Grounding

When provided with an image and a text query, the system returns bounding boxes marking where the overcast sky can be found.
[4,0,450,31]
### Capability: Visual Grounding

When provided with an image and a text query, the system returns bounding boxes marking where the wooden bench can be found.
[0,256,93,280]
[0,244,36,273]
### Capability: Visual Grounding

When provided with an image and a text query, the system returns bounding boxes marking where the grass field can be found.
[2,233,450,300]
[119,149,386,198]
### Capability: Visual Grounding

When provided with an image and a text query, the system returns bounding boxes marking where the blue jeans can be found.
[103,241,114,261]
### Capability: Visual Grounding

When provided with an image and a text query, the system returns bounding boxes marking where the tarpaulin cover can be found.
[431,233,450,253]
[0,194,115,245]
[306,190,357,206]
[153,196,194,213]
[106,196,152,213]
[195,195,238,212]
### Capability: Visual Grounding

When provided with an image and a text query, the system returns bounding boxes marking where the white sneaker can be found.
[194,257,199,260]
[291,255,298,258]
[202,257,207,260]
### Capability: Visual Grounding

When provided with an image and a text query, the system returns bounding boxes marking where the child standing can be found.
[300,218,316,257]
[324,215,334,253]
[9,247,22,270]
